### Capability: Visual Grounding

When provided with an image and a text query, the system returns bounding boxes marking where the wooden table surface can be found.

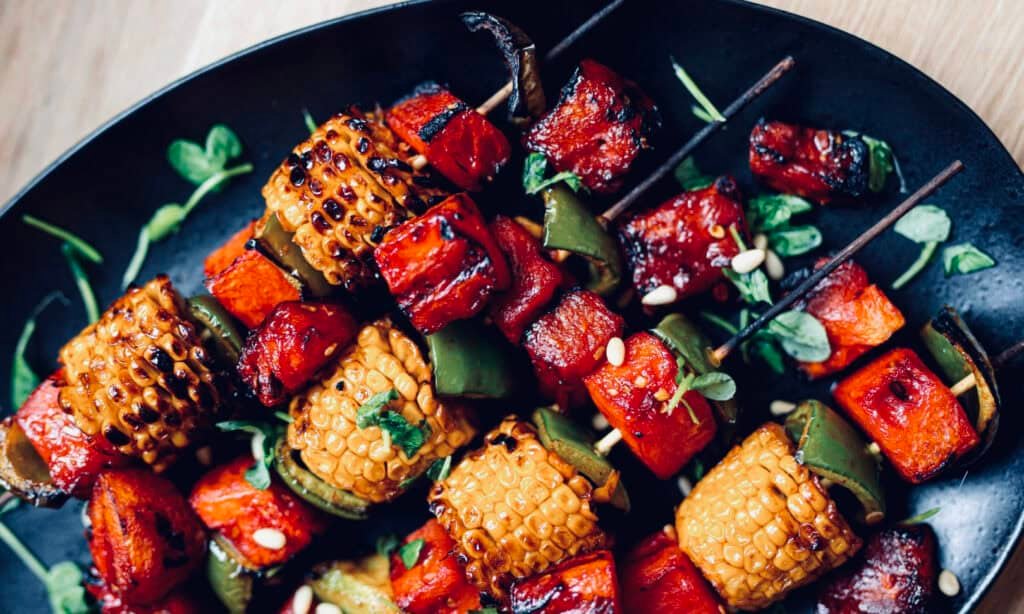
[0,0,1021,610]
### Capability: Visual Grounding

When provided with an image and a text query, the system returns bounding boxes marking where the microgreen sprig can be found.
[303,109,318,135]
[522,152,584,195]
[891,204,951,289]
[671,57,725,123]
[11,292,67,409]
[216,420,284,490]
[21,216,103,264]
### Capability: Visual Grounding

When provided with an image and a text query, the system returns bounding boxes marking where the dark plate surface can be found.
[1,0,1022,611]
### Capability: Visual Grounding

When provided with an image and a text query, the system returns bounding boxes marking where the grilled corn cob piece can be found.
[287,318,474,503]
[675,424,861,610]
[428,417,607,601]
[58,276,221,472]
[262,111,446,290]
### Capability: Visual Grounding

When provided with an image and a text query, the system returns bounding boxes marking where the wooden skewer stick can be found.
[949,337,1024,396]
[475,0,626,116]
[599,55,796,223]
[708,160,965,366]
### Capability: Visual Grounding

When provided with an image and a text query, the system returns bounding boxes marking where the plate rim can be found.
[1,0,1020,610]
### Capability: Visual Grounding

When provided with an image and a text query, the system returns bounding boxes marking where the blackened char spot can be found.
[491,433,518,452]
[417,101,469,143]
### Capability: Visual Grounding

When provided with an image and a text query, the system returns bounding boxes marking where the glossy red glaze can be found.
[583,332,716,479]
[749,119,869,204]
[524,59,659,194]
[86,584,207,614]
[510,550,622,614]
[189,456,327,570]
[389,519,481,614]
[833,348,979,483]
[488,216,563,343]
[374,193,510,334]
[88,468,206,605]
[236,300,359,407]
[798,259,905,379]
[620,530,724,614]
[206,250,301,329]
[387,83,510,191]
[523,290,624,410]
[15,373,128,499]
[818,525,938,614]
[618,177,746,301]
[203,221,256,279]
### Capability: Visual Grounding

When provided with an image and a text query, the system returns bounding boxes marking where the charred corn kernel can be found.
[675,424,861,611]
[287,319,474,503]
[429,417,607,601]
[58,276,221,472]
[262,112,446,290]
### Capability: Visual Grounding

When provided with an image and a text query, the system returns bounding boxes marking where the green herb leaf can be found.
[894,205,951,244]
[167,124,243,185]
[670,57,725,122]
[522,153,583,194]
[303,109,318,135]
[892,241,939,290]
[205,124,243,167]
[375,534,400,557]
[427,456,452,481]
[699,311,739,335]
[860,134,895,192]
[900,506,941,525]
[748,333,787,374]
[355,389,400,428]
[673,156,713,191]
[690,372,736,401]
[746,194,813,233]
[723,268,773,305]
[274,411,293,424]
[45,561,91,614]
[11,293,66,409]
[767,311,831,362]
[769,225,822,257]
[21,215,103,264]
[377,412,430,458]
[943,242,996,276]
[398,538,426,570]
[216,420,282,490]
[61,244,99,324]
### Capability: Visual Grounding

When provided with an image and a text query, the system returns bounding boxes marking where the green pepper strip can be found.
[540,185,622,296]
[254,213,334,298]
[426,319,515,399]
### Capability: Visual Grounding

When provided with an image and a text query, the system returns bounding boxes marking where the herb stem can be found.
[699,311,739,335]
[183,163,254,215]
[303,109,318,135]
[0,520,49,584]
[729,224,748,251]
[121,228,151,289]
[892,241,938,289]
[671,58,726,122]
[21,215,103,264]
[62,244,99,323]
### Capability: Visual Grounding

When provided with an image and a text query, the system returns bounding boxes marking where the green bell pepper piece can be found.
[273,438,370,520]
[253,213,334,298]
[785,400,885,523]
[541,185,622,296]
[206,536,255,614]
[427,319,515,399]
[188,295,245,365]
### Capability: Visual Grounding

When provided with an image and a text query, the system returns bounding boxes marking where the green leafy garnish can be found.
[670,57,725,122]
[943,242,996,277]
[303,109,318,135]
[21,216,103,264]
[689,459,706,482]
[767,310,832,362]
[673,156,713,191]
[123,125,252,288]
[900,507,941,525]
[11,292,66,409]
[746,194,821,257]
[355,390,401,428]
[375,534,400,557]
[398,538,426,570]
[274,411,293,424]
[769,226,822,257]
[891,205,952,289]
[426,456,452,482]
[216,420,283,490]
[690,372,737,401]
[700,311,786,374]
[61,244,99,324]
[355,390,430,458]
[722,268,773,305]
[522,152,584,195]
[860,134,895,192]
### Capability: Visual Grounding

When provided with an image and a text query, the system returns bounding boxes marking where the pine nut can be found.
[938,569,961,596]
[731,249,766,274]
[765,249,785,280]
[410,154,429,171]
[253,528,287,550]
[315,605,343,614]
[592,413,610,430]
[867,442,882,456]
[641,285,678,306]
[753,233,769,250]
[292,586,314,614]
[677,476,693,496]
[606,337,625,367]
[769,400,797,416]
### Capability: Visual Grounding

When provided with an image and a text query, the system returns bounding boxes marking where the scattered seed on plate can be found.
[253,528,287,550]
[731,248,766,274]
[641,285,678,306]
[606,337,625,366]
[753,233,769,250]
[765,249,785,280]
[292,586,314,614]
[592,413,610,430]
[938,569,961,596]
[769,400,797,416]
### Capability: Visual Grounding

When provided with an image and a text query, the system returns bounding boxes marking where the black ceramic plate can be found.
[2,0,1022,611]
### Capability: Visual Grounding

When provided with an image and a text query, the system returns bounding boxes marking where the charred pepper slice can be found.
[389,518,482,614]
[524,59,660,194]
[833,347,979,483]
[749,119,869,204]
[374,193,511,335]
[510,550,622,614]
[676,424,861,610]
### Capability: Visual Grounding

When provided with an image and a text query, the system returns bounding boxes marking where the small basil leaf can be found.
[767,311,831,362]
[355,389,400,428]
[45,561,91,614]
[894,204,951,244]
[723,268,772,305]
[398,538,426,570]
[747,194,813,233]
[167,139,219,185]
[426,456,452,481]
[205,124,243,168]
[943,242,996,276]
[522,153,584,195]
[769,225,822,257]
[377,412,429,458]
[690,372,736,401]
[747,333,786,374]
[674,156,713,191]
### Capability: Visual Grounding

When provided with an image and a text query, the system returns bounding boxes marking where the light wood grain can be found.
[0,1,1022,611]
